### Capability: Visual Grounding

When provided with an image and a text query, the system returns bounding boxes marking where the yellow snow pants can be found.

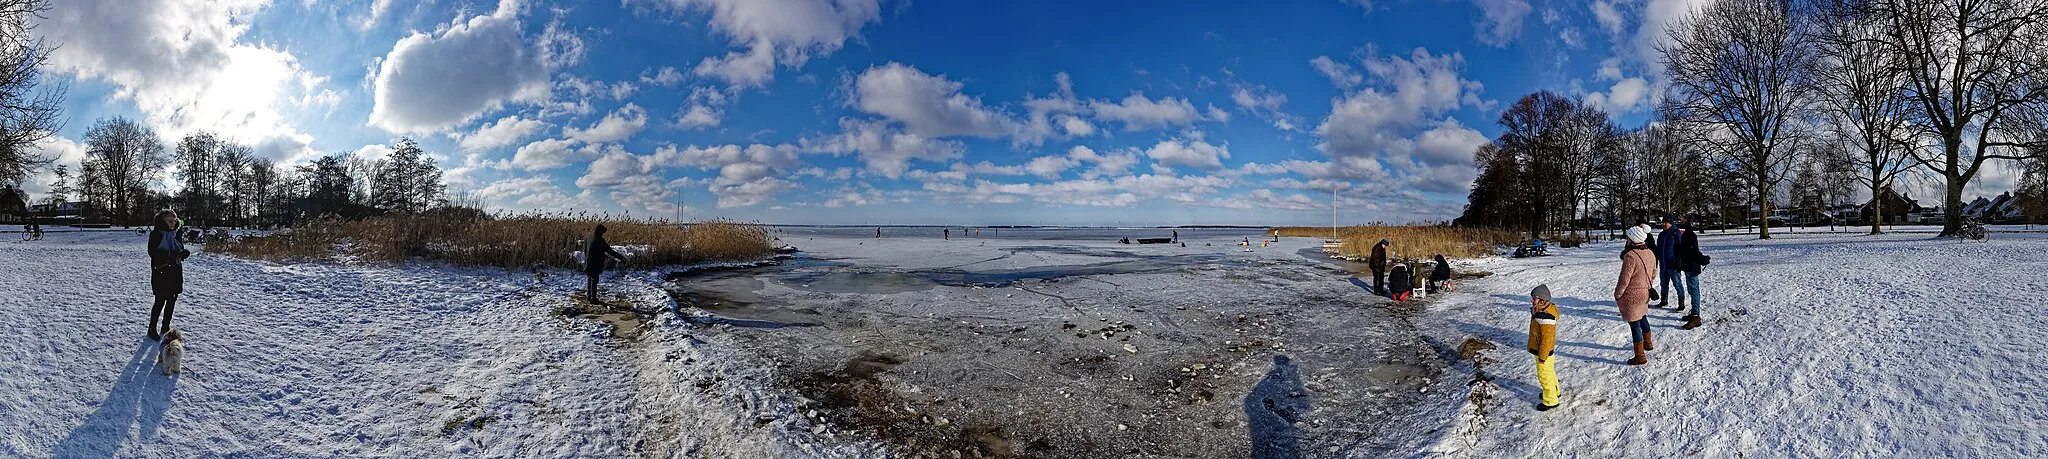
[1536,357,1560,407]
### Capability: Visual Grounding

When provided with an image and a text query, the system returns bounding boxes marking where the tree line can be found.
[1462,0,2048,238]
[41,117,448,227]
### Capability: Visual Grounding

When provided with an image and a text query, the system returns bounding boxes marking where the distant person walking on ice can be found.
[1528,284,1561,410]
[1674,215,1710,329]
[1617,225,1658,365]
[1369,239,1391,295]
[944,228,949,240]
[584,225,628,303]
[147,210,191,340]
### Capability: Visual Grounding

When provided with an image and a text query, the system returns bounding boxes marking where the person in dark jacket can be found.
[147,210,191,340]
[1428,254,1453,293]
[1369,239,1391,294]
[1674,216,1710,329]
[1387,263,1414,301]
[584,225,628,303]
[1654,219,1687,309]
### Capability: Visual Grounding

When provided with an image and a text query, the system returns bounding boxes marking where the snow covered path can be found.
[0,230,857,458]
[1415,231,2048,457]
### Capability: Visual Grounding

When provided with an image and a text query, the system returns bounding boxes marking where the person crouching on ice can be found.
[1529,284,1561,410]
[1387,263,1414,301]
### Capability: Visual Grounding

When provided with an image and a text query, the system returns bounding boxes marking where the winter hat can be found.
[1531,284,1551,302]
[1625,225,1649,244]
[595,224,608,234]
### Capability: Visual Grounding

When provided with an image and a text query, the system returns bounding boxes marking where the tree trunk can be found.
[1869,183,1883,235]
[1944,178,1965,236]
[1757,170,1773,239]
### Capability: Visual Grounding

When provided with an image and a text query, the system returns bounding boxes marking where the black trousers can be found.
[151,295,177,333]
[586,272,600,300]
[1371,267,1385,294]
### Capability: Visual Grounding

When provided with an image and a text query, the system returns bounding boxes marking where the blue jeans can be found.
[1659,268,1688,304]
[1628,318,1650,343]
[1684,271,1703,316]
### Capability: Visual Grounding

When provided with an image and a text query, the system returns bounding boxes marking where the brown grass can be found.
[1272,225,1523,260]
[215,212,775,269]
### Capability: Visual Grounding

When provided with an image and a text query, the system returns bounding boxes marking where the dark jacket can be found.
[148,226,190,297]
[1388,265,1413,294]
[1675,226,1708,273]
[1369,240,1390,270]
[584,230,626,274]
[1429,255,1452,282]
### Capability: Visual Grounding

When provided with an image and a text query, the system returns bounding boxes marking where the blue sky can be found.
[28,0,1698,226]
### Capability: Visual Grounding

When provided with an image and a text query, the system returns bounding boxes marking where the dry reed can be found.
[1271,225,1523,260]
[216,212,775,269]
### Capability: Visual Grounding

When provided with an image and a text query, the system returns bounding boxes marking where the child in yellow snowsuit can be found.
[1529,284,1561,410]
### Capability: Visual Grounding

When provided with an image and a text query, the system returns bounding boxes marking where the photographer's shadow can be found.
[53,339,179,458]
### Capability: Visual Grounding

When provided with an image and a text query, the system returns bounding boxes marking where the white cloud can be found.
[1310,56,1364,88]
[1143,136,1231,170]
[461,115,547,151]
[1058,115,1096,137]
[807,119,964,179]
[1584,76,1650,114]
[676,105,722,129]
[854,62,1017,138]
[369,0,550,133]
[664,143,810,208]
[564,103,649,143]
[1592,1,1626,38]
[645,0,884,89]
[511,138,594,171]
[1472,0,1534,47]
[18,136,89,197]
[1232,85,1288,112]
[1025,154,1078,179]
[1067,145,1139,178]
[1315,48,1480,160]
[1014,72,1091,146]
[537,19,586,68]
[43,0,328,157]
[1090,93,1200,131]
[640,66,685,86]
[1205,104,1231,123]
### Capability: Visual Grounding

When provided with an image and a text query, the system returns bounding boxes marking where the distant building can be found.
[1962,192,2025,222]
[0,186,26,224]
[1859,186,1923,224]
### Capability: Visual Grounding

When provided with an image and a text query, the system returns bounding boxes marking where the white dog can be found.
[160,329,184,376]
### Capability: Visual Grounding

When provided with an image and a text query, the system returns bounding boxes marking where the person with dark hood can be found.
[1674,215,1710,329]
[1387,263,1414,301]
[1369,238,1391,294]
[584,224,628,303]
[147,210,192,340]
[1428,254,1453,293]
[1654,218,1688,309]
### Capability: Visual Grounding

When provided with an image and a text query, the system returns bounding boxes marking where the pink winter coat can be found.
[1615,246,1656,321]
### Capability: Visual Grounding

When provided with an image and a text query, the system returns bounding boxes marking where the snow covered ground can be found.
[3,226,2042,457]
[1413,229,2048,457]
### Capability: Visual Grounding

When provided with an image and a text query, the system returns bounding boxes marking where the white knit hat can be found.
[1625,225,1649,244]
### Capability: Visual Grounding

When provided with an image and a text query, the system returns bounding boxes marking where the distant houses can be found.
[1961,192,2025,223]
[0,185,25,224]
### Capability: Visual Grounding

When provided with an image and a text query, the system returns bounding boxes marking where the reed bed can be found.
[216,212,775,269]
[1271,225,1524,259]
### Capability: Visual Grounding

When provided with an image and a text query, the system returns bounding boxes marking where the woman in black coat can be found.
[1428,254,1452,292]
[147,210,191,340]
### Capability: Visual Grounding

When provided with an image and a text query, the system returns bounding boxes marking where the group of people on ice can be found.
[1526,215,1711,410]
[1363,238,1453,301]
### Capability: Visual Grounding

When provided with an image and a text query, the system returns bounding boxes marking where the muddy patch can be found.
[555,299,652,341]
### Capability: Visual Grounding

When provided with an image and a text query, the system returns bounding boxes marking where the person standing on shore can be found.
[944,228,950,240]
[147,210,192,340]
[1528,284,1561,410]
[584,225,627,303]
[1369,239,1391,295]
[1675,215,1710,329]
[876,227,881,238]
[1617,226,1657,365]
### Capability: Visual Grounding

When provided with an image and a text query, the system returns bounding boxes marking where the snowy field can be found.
[2,226,2043,457]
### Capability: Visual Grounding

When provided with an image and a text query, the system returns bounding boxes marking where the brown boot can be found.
[1643,330,1654,351]
[1627,341,1647,365]
[1681,315,1702,330]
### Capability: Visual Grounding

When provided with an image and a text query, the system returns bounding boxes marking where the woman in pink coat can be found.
[1617,225,1658,365]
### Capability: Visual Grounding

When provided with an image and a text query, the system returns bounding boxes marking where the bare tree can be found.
[0,0,64,184]
[1870,0,2048,235]
[1661,0,1819,239]
[81,117,167,224]
[1813,0,1922,234]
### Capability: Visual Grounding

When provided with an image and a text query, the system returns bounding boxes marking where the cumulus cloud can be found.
[644,0,884,89]
[1472,0,1533,46]
[369,0,549,133]
[18,136,89,196]
[1592,1,1627,38]
[565,103,649,143]
[640,66,685,86]
[511,138,594,171]
[1142,136,1231,170]
[43,0,329,156]
[1584,76,1650,114]
[854,62,1017,138]
[1316,48,1481,160]
[807,119,965,179]
[461,115,547,151]
[676,105,722,129]
[1310,56,1364,88]
[1090,93,1200,131]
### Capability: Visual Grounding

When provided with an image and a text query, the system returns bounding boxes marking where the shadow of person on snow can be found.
[53,339,179,458]
[1244,354,1312,459]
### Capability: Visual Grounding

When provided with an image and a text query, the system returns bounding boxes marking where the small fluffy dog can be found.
[159,329,184,376]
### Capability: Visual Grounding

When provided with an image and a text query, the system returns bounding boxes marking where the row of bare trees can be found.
[42,116,446,226]
[1660,0,2048,237]
[0,0,64,186]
